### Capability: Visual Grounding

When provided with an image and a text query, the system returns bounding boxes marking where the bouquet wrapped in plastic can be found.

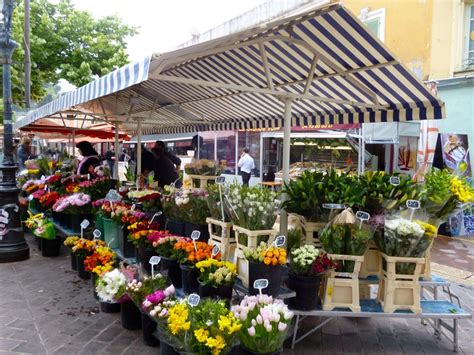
[373,210,437,274]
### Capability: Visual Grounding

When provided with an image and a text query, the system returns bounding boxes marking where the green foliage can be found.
[4,0,137,105]
[359,171,421,214]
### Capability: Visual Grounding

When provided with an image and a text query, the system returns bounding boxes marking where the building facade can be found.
[336,0,474,175]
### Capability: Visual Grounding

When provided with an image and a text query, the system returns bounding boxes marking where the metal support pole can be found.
[259,132,263,182]
[361,124,366,173]
[114,126,119,180]
[279,98,292,237]
[0,0,30,262]
[71,129,75,158]
[136,118,142,183]
[23,0,31,108]
[214,132,218,162]
[235,130,239,179]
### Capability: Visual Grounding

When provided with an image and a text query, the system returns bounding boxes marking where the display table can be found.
[259,181,283,191]
[289,299,471,352]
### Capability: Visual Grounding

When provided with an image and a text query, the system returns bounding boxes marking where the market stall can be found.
[16,3,472,354]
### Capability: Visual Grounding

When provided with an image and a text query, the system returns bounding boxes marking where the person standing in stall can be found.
[76,141,102,176]
[238,148,255,187]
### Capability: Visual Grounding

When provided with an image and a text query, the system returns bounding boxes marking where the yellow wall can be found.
[335,0,435,80]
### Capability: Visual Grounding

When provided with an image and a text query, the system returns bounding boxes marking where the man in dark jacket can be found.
[152,147,182,188]
[155,141,181,170]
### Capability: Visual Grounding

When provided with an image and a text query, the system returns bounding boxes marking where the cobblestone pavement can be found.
[0,235,472,355]
[431,235,474,274]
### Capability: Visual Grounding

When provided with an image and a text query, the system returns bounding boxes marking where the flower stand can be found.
[187,174,219,188]
[206,218,235,261]
[359,241,382,279]
[322,254,364,312]
[377,253,425,314]
[233,225,276,287]
[300,217,325,247]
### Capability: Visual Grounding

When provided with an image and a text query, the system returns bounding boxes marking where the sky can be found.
[69,0,268,61]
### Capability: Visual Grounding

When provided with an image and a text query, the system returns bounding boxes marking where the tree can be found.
[3,0,137,106]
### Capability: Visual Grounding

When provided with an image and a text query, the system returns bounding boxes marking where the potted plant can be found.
[162,186,186,235]
[150,234,188,288]
[195,259,236,302]
[84,245,116,300]
[244,242,287,298]
[173,240,215,294]
[287,245,336,310]
[179,189,211,242]
[95,268,125,313]
[125,275,171,347]
[187,298,241,354]
[52,193,92,232]
[25,212,60,257]
[64,236,80,270]
[72,239,106,280]
[231,294,293,354]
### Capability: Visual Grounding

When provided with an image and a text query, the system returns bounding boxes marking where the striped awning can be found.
[15,4,445,135]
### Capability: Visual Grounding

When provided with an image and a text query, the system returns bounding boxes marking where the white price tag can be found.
[355,211,370,221]
[390,176,400,186]
[253,279,269,295]
[28,195,34,201]
[106,189,122,202]
[149,256,161,265]
[80,219,90,230]
[149,211,163,224]
[211,244,220,258]
[188,293,200,307]
[87,174,91,181]
[131,204,136,211]
[216,176,225,183]
[40,175,45,180]
[273,235,285,248]
[191,230,200,241]
[406,200,420,209]
[93,229,102,240]
[322,203,345,210]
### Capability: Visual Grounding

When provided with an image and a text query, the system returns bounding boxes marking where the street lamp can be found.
[0,0,29,262]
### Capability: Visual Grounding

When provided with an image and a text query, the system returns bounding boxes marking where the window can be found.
[465,4,474,68]
[360,8,385,42]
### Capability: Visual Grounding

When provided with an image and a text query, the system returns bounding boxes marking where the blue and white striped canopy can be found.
[15,4,445,134]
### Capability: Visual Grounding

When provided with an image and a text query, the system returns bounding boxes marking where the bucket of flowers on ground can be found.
[64,236,80,270]
[84,245,115,300]
[72,239,106,280]
[95,268,124,313]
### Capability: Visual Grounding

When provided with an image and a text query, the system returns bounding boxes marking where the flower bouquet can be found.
[39,191,61,211]
[374,212,437,274]
[231,294,293,354]
[422,169,474,222]
[287,245,336,310]
[207,184,230,222]
[173,240,216,294]
[150,234,188,287]
[187,298,241,355]
[127,229,157,248]
[84,245,116,277]
[79,177,111,201]
[24,212,56,240]
[128,189,162,211]
[161,300,190,351]
[195,259,236,301]
[126,275,169,306]
[244,242,287,297]
[319,208,374,271]
[176,188,210,227]
[64,236,80,270]
[184,159,224,176]
[225,185,279,232]
[52,193,92,218]
[96,268,127,303]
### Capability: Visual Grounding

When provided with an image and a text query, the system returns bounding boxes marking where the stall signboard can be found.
[438,133,472,179]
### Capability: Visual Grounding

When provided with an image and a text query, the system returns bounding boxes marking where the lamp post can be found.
[0,0,29,262]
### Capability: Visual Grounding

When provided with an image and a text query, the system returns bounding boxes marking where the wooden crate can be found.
[232,225,276,287]
[420,238,435,280]
[300,217,326,247]
[377,253,425,314]
[359,241,382,278]
[187,174,219,188]
[206,218,235,261]
[322,254,364,312]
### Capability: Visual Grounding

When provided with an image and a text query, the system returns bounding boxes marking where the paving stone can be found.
[0,339,26,352]
[11,340,46,354]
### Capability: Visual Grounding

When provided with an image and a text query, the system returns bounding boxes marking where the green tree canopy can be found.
[3,0,137,105]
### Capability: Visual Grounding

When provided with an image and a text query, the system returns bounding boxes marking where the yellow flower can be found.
[218,313,241,335]
[167,303,190,335]
[194,328,209,343]
[205,335,226,352]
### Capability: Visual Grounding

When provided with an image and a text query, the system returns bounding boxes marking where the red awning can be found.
[21,125,130,140]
